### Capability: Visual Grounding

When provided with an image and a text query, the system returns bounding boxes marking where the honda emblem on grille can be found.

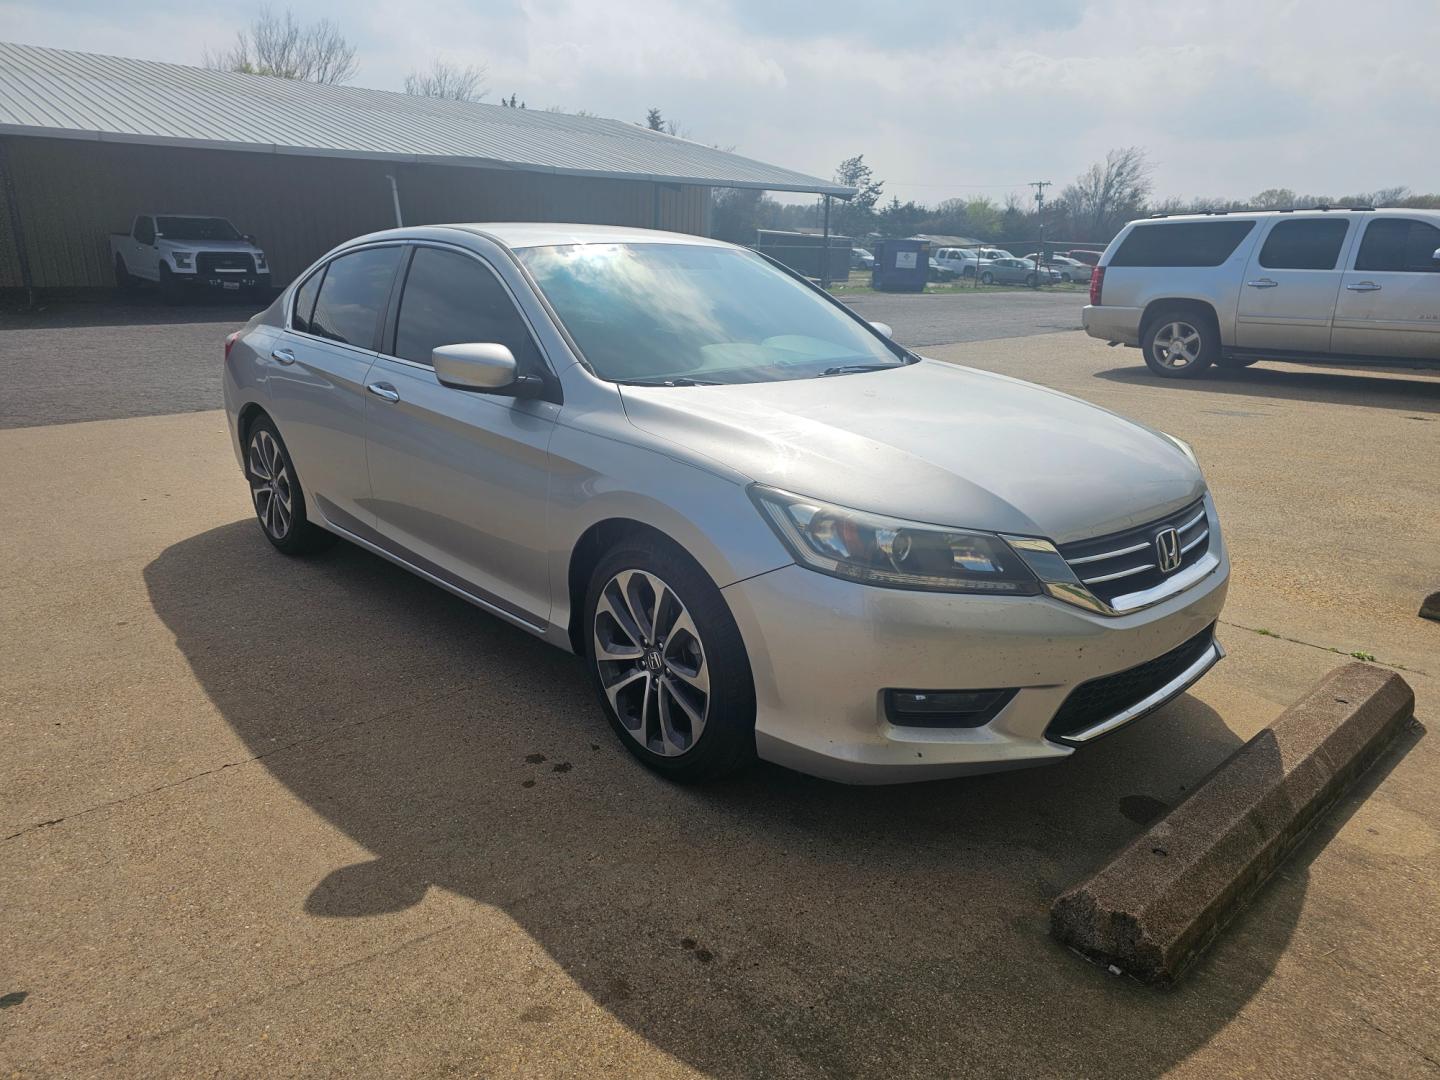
[1155,527,1182,573]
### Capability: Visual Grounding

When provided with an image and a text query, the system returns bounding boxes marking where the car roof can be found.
[445,222,736,251]
[1135,207,1437,224]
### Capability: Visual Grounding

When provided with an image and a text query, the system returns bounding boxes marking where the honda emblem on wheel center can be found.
[1155,527,1182,573]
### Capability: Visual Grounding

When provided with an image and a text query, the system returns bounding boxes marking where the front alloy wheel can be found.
[593,569,709,757]
[1150,321,1203,371]
[1142,308,1217,378]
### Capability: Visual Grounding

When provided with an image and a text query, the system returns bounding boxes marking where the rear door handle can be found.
[366,382,401,403]
[1245,278,1279,289]
[1346,281,1382,292]
[270,347,296,365]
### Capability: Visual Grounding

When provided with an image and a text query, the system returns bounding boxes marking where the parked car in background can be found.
[1064,249,1104,266]
[850,247,875,270]
[932,247,979,278]
[979,257,1056,286]
[928,256,959,282]
[225,223,1227,785]
[1083,208,1440,377]
[979,247,1017,262]
[1021,253,1092,283]
[111,214,270,301]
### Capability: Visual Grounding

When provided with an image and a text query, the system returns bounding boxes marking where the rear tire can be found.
[244,415,337,556]
[1141,307,1218,378]
[979,270,994,285]
[583,536,756,783]
[1025,272,1038,288]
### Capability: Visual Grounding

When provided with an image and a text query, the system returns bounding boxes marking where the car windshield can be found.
[520,243,906,385]
[156,216,240,241]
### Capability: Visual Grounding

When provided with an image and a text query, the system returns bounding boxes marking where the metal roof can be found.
[0,41,853,196]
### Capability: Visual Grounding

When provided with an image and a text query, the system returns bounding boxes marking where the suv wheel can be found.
[1142,309,1217,378]
[584,537,755,782]
[245,416,337,555]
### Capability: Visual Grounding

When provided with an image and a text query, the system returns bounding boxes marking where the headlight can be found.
[750,486,1041,594]
[254,250,267,268]
[1162,432,1198,466]
[171,251,193,268]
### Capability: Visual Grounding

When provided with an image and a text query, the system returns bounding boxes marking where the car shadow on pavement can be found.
[1095,364,1440,415]
[146,520,1320,1078]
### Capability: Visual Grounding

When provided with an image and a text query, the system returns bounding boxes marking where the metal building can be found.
[0,41,852,292]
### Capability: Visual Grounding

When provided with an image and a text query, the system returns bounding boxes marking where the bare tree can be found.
[204,7,357,84]
[1059,147,1153,236]
[404,59,488,102]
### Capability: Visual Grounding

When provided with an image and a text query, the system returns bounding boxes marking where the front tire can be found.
[979,270,994,285]
[1142,308,1218,378]
[244,416,337,555]
[114,255,137,291]
[584,537,755,782]
[158,264,184,304]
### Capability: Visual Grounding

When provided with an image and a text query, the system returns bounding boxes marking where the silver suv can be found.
[224,224,1227,785]
[1083,208,1440,376]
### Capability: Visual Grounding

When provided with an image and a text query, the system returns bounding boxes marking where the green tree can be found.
[831,155,884,237]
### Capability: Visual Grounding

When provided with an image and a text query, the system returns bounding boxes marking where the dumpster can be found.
[871,238,930,292]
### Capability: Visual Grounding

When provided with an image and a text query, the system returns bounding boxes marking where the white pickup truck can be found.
[110,214,270,300]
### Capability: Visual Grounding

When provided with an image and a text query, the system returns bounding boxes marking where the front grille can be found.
[1045,624,1216,742]
[1058,499,1209,605]
[198,252,255,275]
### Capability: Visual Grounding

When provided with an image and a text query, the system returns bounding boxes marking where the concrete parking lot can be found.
[2,299,1437,1078]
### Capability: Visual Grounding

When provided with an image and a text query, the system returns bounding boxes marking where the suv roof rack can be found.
[1147,205,1376,219]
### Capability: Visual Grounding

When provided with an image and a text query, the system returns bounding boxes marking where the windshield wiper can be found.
[616,376,720,387]
[818,363,903,377]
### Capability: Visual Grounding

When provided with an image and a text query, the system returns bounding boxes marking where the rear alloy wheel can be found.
[245,416,336,555]
[1142,309,1217,378]
[584,539,755,781]
[979,270,995,285]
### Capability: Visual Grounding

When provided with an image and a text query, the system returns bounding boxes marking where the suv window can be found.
[309,246,402,347]
[1355,218,1440,273]
[393,246,544,373]
[291,267,325,334]
[1110,221,1256,267]
[134,216,155,245]
[1258,219,1349,270]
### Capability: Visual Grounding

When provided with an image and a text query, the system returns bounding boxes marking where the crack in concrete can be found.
[1219,619,1432,679]
[1357,1014,1440,1073]
[1,690,461,844]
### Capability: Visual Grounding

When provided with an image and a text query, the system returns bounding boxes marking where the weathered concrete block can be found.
[1051,662,1414,985]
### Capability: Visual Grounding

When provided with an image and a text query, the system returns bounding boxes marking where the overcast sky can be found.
[4,0,1438,206]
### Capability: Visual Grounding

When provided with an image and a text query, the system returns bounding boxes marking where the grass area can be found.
[828,271,1087,297]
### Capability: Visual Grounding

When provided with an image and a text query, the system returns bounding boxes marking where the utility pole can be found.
[1028,180,1052,286]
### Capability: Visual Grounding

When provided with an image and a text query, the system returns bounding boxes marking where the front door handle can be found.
[1346,281,1382,292]
[270,347,296,365]
[366,382,401,403]
[1245,278,1279,289]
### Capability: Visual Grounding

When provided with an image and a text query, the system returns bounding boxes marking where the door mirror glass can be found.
[1433,248,1440,262]
[869,321,894,339]
[433,342,518,390]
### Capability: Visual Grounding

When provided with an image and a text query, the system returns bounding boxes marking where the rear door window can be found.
[309,247,402,347]
[391,246,545,375]
[1354,218,1440,273]
[1257,219,1349,270]
[291,267,325,334]
[1110,221,1256,267]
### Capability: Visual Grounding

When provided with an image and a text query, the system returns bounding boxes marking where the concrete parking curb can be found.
[1050,662,1415,986]
[1420,590,1440,622]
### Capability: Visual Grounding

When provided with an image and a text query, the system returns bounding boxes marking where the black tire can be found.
[114,255,137,291]
[979,270,994,285]
[1025,272,1038,288]
[1141,306,1218,378]
[583,535,756,782]
[158,263,185,304]
[243,414,337,556]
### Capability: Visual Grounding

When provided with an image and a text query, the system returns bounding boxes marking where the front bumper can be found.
[1081,304,1143,346]
[722,523,1229,784]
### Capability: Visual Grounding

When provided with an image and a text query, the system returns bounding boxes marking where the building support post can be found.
[386,173,404,227]
[0,139,36,308]
[821,194,832,290]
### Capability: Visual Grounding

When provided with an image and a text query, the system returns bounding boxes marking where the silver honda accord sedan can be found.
[223,223,1229,784]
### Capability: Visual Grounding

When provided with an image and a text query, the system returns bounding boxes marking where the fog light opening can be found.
[884,688,1017,729]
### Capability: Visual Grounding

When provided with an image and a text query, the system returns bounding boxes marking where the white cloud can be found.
[4,0,1437,203]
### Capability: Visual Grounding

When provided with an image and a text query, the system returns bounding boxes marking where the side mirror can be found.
[869,321,894,339]
[243,234,256,244]
[1433,248,1440,262]
[433,342,546,399]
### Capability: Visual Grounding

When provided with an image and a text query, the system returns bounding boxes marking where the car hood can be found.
[158,238,258,252]
[618,360,1204,544]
